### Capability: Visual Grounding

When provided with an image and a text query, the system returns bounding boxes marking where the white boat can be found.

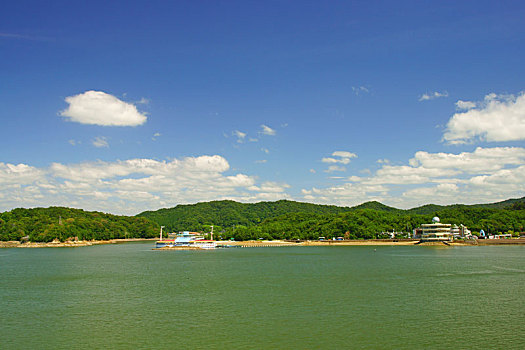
[156,231,216,249]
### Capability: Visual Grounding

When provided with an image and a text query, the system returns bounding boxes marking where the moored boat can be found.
[156,231,217,249]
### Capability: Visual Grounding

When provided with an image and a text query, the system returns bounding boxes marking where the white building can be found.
[420,217,452,241]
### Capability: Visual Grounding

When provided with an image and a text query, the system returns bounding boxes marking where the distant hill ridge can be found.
[0,206,159,242]
[137,196,525,231]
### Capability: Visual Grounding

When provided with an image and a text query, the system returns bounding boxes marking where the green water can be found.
[1,243,523,349]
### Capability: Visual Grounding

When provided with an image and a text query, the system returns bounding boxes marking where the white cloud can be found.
[255,160,267,164]
[0,155,293,215]
[300,183,388,207]
[332,151,357,159]
[261,148,269,154]
[249,181,290,193]
[402,183,459,200]
[325,165,346,173]
[233,130,246,143]
[419,91,449,101]
[92,136,109,148]
[152,132,161,141]
[321,157,340,164]
[352,86,369,95]
[469,165,525,187]
[0,163,45,185]
[60,90,147,126]
[322,151,357,170]
[444,92,525,144]
[260,124,276,136]
[409,147,525,174]
[455,100,476,110]
[303,146,525,208]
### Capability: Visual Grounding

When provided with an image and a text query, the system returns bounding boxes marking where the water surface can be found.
[1,243,523,349]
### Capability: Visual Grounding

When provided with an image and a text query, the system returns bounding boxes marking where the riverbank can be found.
[447,238,525,246]
[219,239,420,247]
[0,238,157,248]
[154,246,209,250]
[225,238,525,247]
[3,238,525,248]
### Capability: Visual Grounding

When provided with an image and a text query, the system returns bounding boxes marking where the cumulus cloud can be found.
[0,163,45,185]
[409,147,525,174]
[260,124,276,136]
[402,183,459,200]
[455,100,476,110]
[443,92,525,143]
[60,90,147,126]
[322,151,357,167]
[303,147,525,208]
[419,91,448,101]
[0,155,291,215]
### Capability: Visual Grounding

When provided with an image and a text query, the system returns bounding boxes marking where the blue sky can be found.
[1,0,525,214]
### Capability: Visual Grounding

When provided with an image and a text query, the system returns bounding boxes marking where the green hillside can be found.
[2,197,523,243]
[352,201,401,212]
[137,200,351,232]
[474,197,525,209]
[0,207,159,242]
[223,205,524,241]
[137,197,525,239]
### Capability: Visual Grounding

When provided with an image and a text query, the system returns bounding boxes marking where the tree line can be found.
[139,199,525,240]
[0,207,159,242]
[2,199,524,242]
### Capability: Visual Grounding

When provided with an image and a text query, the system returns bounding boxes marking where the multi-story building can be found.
[420,217,452,241]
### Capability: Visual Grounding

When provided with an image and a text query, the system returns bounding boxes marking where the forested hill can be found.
[137,200,351,231]
[351,201,400,212]
[0,207,159,242]
[2,197,522,243]
[137,197,525,234]
[406,197,525,214]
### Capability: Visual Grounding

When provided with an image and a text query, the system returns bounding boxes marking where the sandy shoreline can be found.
[2,238,524,248]
[223,239,525,247]
[0,238,157,248]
